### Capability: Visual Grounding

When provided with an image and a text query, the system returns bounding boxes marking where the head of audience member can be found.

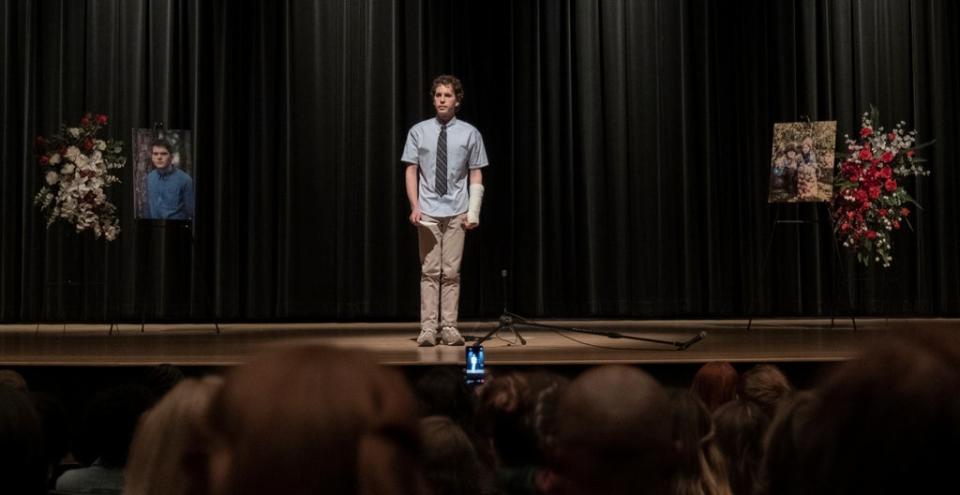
[419,415,482,495]
[739,364,793,418]
[77,384,154,468]
[474,370,569,469]
[691,361,738,412]
[29,391,72,486]
[547,365,678,495]
[124,376,223,495]
[194,344,426,495]
[762,331,960,495]
[0,369,28,392]
[666,388,732,495]
[0,386,46,495]
[713,399,770,495]
[757,391,819,495]
[414,366,475,427]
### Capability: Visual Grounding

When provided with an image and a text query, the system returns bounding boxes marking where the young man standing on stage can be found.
[402,75,488,346]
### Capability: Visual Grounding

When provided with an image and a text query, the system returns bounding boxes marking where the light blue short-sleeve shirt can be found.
[401,117,488,217]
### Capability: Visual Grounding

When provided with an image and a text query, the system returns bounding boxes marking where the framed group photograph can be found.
[768,121,837,203]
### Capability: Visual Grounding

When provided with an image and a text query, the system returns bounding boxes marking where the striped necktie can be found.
[436,123,448,196]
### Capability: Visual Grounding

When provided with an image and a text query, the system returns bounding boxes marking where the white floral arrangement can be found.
[34,113,125,240]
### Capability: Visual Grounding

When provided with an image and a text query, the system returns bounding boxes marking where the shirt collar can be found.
[435,116,457,128]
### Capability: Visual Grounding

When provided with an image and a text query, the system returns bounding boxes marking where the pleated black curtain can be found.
[1,0,957,322]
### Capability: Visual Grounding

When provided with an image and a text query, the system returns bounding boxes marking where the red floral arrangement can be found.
[831,107,931,267]
[34,113,126,240]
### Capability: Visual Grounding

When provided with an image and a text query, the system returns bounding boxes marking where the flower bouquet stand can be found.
[33,223,122,334]
[827,109,930,319]
[33,114,125,333]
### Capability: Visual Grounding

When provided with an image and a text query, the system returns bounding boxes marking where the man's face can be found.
[433,84,458,121]
[151,146,171,169]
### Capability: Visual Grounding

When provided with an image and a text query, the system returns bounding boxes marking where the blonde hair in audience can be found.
[124,376,223,495]
[668,389,733,495]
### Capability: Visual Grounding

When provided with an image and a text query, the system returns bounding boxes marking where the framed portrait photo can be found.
[133,129,194,220]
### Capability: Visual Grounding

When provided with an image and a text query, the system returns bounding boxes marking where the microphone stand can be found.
[474,270,707,351]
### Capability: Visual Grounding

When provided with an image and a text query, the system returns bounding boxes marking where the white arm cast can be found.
[467,184,484,225]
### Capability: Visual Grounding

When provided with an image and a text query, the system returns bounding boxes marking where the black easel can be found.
[746,203,856,331]
[134,219,198,332]
[131,122,220,335]
[474,269,706,351]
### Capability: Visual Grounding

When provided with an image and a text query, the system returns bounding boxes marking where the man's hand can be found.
[409,207,422,226]
[462,214,478,230]
[404,164,420,226]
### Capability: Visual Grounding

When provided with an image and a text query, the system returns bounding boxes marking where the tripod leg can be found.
[509,321,527,345]
[749,214,781,331]
[476,319,507,346]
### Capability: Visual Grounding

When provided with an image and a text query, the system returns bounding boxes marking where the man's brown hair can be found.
[430,75,465,107]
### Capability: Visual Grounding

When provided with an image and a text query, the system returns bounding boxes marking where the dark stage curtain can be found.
[2,0,958,322]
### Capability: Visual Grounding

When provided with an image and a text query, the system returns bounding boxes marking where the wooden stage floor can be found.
[2,318,958,367]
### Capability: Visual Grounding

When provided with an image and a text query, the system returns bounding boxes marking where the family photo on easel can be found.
[768,121,837,203]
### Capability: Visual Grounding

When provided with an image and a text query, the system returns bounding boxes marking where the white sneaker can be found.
[417,329,437,347]
[440,327,464,346]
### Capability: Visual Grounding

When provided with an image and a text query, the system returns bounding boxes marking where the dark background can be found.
[2,0,958,323]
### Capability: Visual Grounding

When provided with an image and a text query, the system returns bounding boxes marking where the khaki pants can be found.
[418,213,465,332]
